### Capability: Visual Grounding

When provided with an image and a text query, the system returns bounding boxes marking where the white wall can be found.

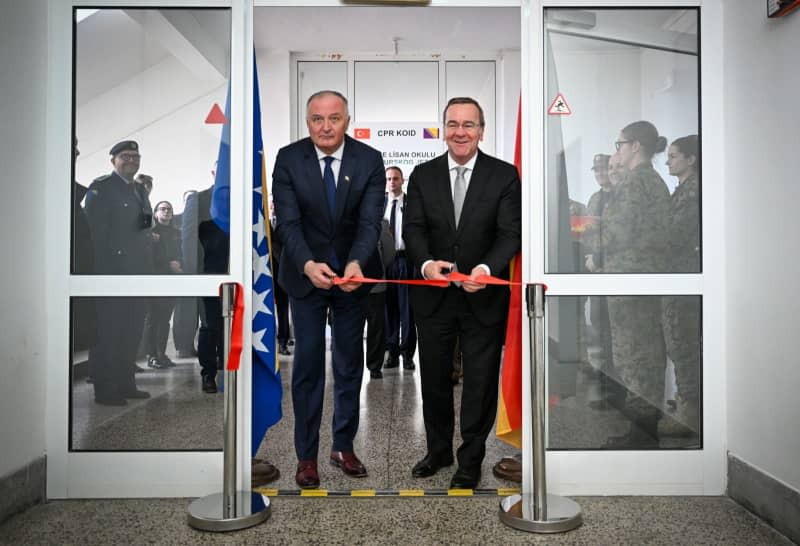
[258,50,520,190]
[0,0,48,477]
[724,0,800,491]
[258,49,291,191]
[75,55,226,214]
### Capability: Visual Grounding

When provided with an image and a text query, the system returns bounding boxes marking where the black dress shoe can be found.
[95,394,127,406]
[148,357,169,370]
[402,357,415,370]
[384,354,399,369]
[412,454,454,478]
[121,389,150,399]
[369,369,383,379]
[278,342,291,356]
[450,468,480,489]
[157,355,176,368]
[203,376,218,394]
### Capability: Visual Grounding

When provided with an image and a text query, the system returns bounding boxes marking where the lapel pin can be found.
[344,175,350,182]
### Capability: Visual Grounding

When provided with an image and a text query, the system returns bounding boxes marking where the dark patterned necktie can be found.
[389,198,397,240]
[323,156,336,217]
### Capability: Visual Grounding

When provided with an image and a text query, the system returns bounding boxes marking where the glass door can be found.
[524,1,724,494]
[46,0,255,498]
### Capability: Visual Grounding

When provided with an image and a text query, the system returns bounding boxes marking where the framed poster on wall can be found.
[768,0,800,17]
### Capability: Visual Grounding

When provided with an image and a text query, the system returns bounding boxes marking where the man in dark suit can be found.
[84,140,154,406]
[272,90,385,489]
[404,97,521,489]
[383,166,416,371]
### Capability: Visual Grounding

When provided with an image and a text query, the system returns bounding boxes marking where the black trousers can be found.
[141,298,175,358]
[89,297,146,398]
[385,254,416,359]
[365,291,386,372]
[198,296,223,380]
[274,260,291,344]
[172,297,199,353]
[416,287,504,473]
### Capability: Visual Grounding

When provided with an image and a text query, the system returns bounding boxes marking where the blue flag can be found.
[210,58,282,457]
[250,58,283,456]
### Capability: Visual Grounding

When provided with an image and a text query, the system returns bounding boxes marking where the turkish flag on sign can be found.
[353,128,371,139]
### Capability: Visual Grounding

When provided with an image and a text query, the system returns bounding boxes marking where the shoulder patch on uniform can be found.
[92,174,112,184]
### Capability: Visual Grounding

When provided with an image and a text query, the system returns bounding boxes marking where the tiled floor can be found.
[0,495,791,545]
[48,340,794,544]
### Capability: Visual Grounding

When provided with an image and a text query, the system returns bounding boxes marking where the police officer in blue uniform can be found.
[84,140,153,405]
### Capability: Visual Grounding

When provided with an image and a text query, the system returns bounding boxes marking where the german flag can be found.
[495,97,523,448]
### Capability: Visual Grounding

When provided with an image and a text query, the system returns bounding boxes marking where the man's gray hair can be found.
[306,90,349,116]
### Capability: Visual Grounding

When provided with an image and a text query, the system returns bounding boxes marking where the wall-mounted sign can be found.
[768,0,800,17]
[352,122,444,171]
[548,93,572,115]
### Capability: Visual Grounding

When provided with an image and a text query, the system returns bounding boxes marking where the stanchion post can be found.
[499,283,583,533]
[531,284,547,521]
[187,283,271,532]
[222,284,237,517]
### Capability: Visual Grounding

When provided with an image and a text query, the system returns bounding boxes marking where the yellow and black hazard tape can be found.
[253,487,520,498]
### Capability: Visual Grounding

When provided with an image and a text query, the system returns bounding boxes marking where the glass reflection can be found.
[71,296,223,451]
[545,8,700,274]
[72,7,231,275]
[548,295,701,450]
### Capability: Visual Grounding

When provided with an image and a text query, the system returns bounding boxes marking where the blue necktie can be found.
[323,156,336,218]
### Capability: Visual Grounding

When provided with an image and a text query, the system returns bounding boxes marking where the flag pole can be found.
[499,283,582,533]
[187,283,271,532]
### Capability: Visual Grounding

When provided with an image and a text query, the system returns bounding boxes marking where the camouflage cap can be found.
[591,153,610,171]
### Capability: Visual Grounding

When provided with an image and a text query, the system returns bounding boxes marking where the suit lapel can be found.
[302,140,334,230]
[434,155,457,233]
[334,136,355,226]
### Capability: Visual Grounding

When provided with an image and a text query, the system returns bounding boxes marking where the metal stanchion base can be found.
[499,493,583,534]
[187,491,270,532]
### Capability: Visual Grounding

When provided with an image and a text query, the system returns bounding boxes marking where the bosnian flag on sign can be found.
[353,128,371,139]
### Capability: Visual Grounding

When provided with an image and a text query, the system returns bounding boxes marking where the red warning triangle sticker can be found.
[548,93,571,115]
[205,103,227,124]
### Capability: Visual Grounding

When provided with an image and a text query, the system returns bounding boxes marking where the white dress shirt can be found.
[447,152,477,198]
[314,142,344,184]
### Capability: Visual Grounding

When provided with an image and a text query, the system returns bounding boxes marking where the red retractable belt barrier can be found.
[222,282,245,371]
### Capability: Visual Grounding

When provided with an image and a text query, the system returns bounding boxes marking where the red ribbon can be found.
[221,282,245,371]
[332,271,538,288]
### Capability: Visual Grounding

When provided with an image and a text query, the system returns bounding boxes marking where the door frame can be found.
[45,0,724,498]
[45,0,255,498]
[524,0,724,494]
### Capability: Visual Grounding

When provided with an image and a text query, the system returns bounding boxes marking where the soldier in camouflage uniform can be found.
[582,154,628,409]
[661,135,701,438]
[603,121,671,448]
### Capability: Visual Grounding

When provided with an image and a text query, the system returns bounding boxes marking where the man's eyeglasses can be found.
[614,140,632,151]
[117,153,141,162]
[445,121,481,132]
